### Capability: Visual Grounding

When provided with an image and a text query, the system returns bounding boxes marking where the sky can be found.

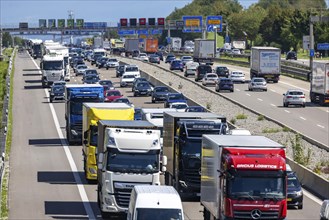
[0,0,259,27]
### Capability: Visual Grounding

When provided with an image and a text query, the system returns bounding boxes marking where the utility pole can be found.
[167,20,171,53]
[68,10,74,45]
[214,26,217,57]
[0,29,3,61]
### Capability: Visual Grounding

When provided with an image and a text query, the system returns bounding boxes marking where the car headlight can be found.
[50,93,54,95]
[296,190,303,196]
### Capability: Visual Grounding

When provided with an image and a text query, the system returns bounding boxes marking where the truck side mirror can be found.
[162,155,167,166]
[97,153,104,170]
[83,139,88,145]
[161,166,167,172]
[83,131,88,139]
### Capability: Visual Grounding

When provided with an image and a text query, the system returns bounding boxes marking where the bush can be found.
[257,115,265,121]
[236,113,247,120]
[230,118,236,124]
[262,128,281,133]
[290,134,312,166]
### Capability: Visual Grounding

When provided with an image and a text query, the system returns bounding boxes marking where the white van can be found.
[184,61,199,77]
[127,185,184,220]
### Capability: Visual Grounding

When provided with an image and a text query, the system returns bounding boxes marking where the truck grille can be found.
[113,182,151,208]
[234,210,279,219]
[184,168,200,187]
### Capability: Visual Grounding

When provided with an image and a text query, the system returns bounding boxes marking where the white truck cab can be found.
[127,185,184,220]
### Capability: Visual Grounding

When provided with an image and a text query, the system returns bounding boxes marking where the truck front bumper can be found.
[101,194,126,213]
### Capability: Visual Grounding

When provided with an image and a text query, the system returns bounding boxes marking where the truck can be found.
[171,37,182,52]
[193,39,215,64]
[40,54,65,87]
[310,62,329,105]
[163,112,227,198]
[93,36,103,49]
[46,45,70,81]
[143,39,158,53]
[30,39,43,59]
[201,135,287,220]
[124,38,140,57]
[65,84,104,145]
[97,120,166,218]
[250,47,281,83]
[127,185,184,220]
[82,103,134,181]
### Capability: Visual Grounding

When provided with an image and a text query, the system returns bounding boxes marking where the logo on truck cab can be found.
[236,164,277,169]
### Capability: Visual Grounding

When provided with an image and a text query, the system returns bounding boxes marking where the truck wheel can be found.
[152,98,155,103]
[320,95,325,106]
[298,204,303,209]
[50,98,53,103]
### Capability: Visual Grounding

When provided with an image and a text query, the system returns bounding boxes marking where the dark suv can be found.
[286,51,297,60]
[287,165,303,209]
[215,78,234,92]
[195,65,213,82]
[215,66,229,77]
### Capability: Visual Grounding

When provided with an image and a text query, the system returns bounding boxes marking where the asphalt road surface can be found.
[8,51,323,219]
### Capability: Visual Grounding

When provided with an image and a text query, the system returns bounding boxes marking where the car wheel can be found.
[106,67,109,70]
[231,89,234,92]
[50,98,53,103]
[181,69,183,72]
[76,74,78,76]
[264,89,267,92]
[298,204,303,209]
[134,93,137,97]
[302,103,306,108]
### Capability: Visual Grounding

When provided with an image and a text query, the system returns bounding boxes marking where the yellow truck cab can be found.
[82,103,134,181]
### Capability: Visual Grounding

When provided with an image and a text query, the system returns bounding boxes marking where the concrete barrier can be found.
[287,157,329,199]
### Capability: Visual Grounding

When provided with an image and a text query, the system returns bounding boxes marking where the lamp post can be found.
[214,26,217,57]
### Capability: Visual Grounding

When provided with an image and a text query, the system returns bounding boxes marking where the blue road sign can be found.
[84,22,107,29]
[206,15,222,32]
[136,29,148,35]
[151,29,162,35]
[166,37,171,44]
[118,29,135,35]
[182,16,202,33]
[317,43,329,50]
[310,49,315,57]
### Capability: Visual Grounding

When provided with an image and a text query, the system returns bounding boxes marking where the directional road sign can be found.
[206,15,222,32]
[118,29,135,35]
[317,43,329,50]
[182,16,202,33]
[58,19,65,28]
[151,29,162,35]
[136,29,148,35]
[310,49,315,57]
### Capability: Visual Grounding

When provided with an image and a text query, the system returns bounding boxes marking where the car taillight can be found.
[300,96,305,98]
[287,96,292,98]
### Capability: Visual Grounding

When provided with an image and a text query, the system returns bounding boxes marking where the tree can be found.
[2,32,13,47]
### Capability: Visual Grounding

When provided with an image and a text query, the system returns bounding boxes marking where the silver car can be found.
[75,64,88,76]
[283,89,306,107]
[229,71,245,83]
[202,73,218,86]
[248,77,267,91]
[181,56,193,65]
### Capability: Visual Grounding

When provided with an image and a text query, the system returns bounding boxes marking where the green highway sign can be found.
[76,19,84,28]
[58,19,65,28]
[67,19,74,28]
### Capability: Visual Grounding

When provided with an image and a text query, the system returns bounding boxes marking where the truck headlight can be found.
[50,93,54,95]
[104,196,114,205]
[296,190,303,196]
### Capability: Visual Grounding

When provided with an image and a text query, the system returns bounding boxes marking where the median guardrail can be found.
[118,55,329,199]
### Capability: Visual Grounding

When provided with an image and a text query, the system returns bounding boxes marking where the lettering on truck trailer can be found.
[236,164,278,169]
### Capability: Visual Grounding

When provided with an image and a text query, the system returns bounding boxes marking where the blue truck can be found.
[65,84,104,145]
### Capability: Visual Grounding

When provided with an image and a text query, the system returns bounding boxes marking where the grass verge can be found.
[1,48,15,219]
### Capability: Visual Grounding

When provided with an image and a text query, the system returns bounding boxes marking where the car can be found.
[154,51,164,61]
[104,89,123,102]
[138,53,149,62]
[75,64,88,76]
[202,73,218,86]
[195,64,213,82]
[185,106,206,112]
[52,81,66,86]
[283,89,306,107]
[320,200,329,220]
[106,58,119,69]
[184,61,199,77]
[214,66,229,78]
[165,54,176,63]
[132,77,148,92]
[73,59,85,72]
[49,85,65,103]
[134,82,153,97]
[164,93,187,108]
[286,164,303,209]
[112,97,134,107]
[170,60,184,72]
[83,75,100,84]
[134,107,142,120]
[215,78,234,92]
[124,65,140,78]
[229,71,245,83]
[169,102,189,112]
[91,54,102,65]
[181,56,193,65]
[96,57,109,69]
[149,54,160,64]
[151,86,170,103]
[116,65,126,77]
[248,77,267,91]
[120,73,137,87]
[83,69,98,77]
[286,51,297,60]
[98,80,114,91]
[232,48,241,54]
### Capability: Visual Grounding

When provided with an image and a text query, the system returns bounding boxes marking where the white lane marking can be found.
[74,79,77,82]
[270,104,276,107]
[327,110,329,113]
[236,88,240,91]
[30,58,95,219]
[303,188,322,205]
[246,93,251,96]
[257,98,263,102]
[279,81,309,92]
[300,117,306,120]
[317,124,325,129]
[270,89,276,92]
[284,110,290,113]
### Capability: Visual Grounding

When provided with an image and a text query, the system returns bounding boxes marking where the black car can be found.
[195,65,213,82]
[83,75,100,84]
[132,77,148,92]
[185,106,206,112]
[116,65,126,77]
[164,93,187,108]
[215,66,229,77]
[287,166,303,209]
[91,54,102,65]
[112,97,133,106]
[134,82,152,97]
[134,107,142,120]
[286,51,297,60]
[215,78,234,92]
[154,51,164,61]
[151,86,170,103]
[165,54,176,63]
[96,57,109,68]
[149,54,161,64]
[49,85,65,103]
[98,80,114,90]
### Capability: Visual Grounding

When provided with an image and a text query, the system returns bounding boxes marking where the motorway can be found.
[8,51,323,219]
[153,59,329,147]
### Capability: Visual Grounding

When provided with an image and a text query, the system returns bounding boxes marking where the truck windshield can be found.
[69,98,101,115]
[227,170,286,200]
[136,208,183,220]
[90,125,98,146]
[43,61,63,70]
[106,149,159,173]
[181,139,201,156]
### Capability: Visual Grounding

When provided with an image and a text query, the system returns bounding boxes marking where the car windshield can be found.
[123,75,135,79]
[43,61,63,70]
[126,67,139,72]
[107,91,121,96]
[172,104,187,109]
[168,94,184,100]
[253,78,265,82]
[288,91,303,95]
[85,70,97,75]
[108,59,118,62]
[106,149,159,173]
[136,208,183,220]
[78,65,87,69]
[114,98,129,104]
[207,74,217,78]
[232,72,243,76]
[199,66,212,74]
[287,175,301,188]
[99,81,112,85]
[155,87,169,92]
[138,83,150,88]
[86,76,99,81]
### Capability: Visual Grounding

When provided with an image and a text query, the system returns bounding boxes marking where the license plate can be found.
[293,97,299,99]
[287,198,292,201]
[141,92,146,94]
